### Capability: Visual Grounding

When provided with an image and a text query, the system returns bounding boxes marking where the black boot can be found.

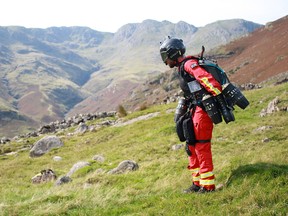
[183,183,201,193]
[197,186,215,193]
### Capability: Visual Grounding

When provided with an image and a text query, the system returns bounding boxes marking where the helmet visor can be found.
[160,50,168,63]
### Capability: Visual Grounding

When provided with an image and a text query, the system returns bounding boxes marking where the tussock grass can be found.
[0,83,287,215]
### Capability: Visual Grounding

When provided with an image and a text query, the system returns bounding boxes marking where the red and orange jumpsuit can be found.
[179,56,222,191]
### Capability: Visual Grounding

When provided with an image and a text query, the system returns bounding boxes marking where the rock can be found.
[31,169,57,184]
[29,136,64,158]
[55,176,72,186]
[239,83,261,90]
[66,161,91,177]
[92,155,105,163]
[108,160,139,174]
[260,97,280,117]
[171,144,184,150]
[0,137,10,144]
[74,122,88,134]
[216,183,225,191]
[254,126,273,132]
[21,111,117,138]
[53,156,62,161]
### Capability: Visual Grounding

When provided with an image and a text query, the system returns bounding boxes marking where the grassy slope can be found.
[0,83,287,216]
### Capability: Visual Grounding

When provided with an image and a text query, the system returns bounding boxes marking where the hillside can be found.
[215,15,288,84]
[0,82,287,215]
[0,19,262,137]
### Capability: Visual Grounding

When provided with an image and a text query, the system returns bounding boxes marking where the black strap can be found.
[187,139,211,145]
[196,139,211,143]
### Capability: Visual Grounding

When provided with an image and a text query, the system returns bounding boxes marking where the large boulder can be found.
[29,135,64,157]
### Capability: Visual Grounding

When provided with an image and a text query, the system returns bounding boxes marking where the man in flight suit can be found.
[160,36,222,193]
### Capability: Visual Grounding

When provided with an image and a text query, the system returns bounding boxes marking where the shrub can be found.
[117,104,127,117]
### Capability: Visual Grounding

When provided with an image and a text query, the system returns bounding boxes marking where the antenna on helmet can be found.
[160,35,171,45]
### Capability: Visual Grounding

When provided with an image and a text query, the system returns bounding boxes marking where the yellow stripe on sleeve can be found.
[200,77,221,95]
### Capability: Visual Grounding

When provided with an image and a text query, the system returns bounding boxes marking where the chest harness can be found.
[178,57,207,109]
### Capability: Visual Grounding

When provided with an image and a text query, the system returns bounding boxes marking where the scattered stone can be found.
[92,155,105,163]
[31,169,57,184]
[216,183,225,191]
[254,126,273,132]
[55,176,72,186]
[108,160,139,174]
[275,77,288,85]
[4,151,18,156]
[74,122,88,134]
[171,144,184,151]
[262,138,270,143]
[53,156,62,161]
[29,136,64,158]
[66,161,91,177]
[239,83,262,90]
[0,137,10,144]
[2,111,117,140]
[260,97,280,117]
[89,125,96,132]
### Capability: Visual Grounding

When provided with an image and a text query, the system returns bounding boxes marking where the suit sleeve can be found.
[184,59,222,96]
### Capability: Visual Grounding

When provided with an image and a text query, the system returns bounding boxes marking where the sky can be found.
[1,0,287,33]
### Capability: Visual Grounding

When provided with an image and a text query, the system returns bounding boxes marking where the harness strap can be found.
[195,139,211,143]
[187,139,211,145]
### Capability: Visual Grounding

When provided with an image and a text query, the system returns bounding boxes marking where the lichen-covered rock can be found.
[29,136,64,157]
[31,169,57,184]
[66,161,91,177]
[108,160,139,174]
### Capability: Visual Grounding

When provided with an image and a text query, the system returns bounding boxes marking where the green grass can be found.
[0,83,287,215]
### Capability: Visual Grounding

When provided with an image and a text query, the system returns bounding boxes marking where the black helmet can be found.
[160,36,186,62]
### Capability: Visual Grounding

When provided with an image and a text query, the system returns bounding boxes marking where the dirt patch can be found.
[114,112,160,127]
